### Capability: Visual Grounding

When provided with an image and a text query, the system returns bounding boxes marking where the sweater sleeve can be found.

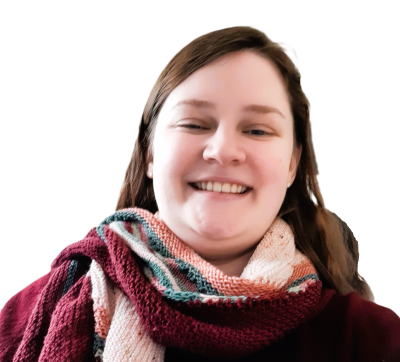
[0,272,52,361]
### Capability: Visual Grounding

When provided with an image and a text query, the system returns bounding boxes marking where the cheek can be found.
[156,137,196,171]
[253,155,288,214]
[153,133,199,193]
[154,132,184,167]
[252,149,289,185]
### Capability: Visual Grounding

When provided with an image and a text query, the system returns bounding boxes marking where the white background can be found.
[0,1,399,316]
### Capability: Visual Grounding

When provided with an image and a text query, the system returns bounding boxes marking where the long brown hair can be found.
[116,26,373,300]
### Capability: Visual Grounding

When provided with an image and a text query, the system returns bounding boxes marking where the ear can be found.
[288,144,302,185]
[146,161,153,179]
[145,147,154,178]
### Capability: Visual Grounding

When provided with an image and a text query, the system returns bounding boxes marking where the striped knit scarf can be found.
[11,208,334,361]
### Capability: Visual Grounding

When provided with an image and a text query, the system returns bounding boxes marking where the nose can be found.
[203,125,246,166]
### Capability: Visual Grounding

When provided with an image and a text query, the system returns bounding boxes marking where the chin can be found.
[192,219,240,241]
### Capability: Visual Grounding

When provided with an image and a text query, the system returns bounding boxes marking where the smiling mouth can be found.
[188,182,251,195]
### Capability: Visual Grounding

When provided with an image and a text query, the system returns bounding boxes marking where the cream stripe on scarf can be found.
[90,260,165,361]
[241,218,311,288]
[102,289,165,361]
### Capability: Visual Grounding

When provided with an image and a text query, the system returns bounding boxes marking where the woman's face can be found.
[150,50,301,260]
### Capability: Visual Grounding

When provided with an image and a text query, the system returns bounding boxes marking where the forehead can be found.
[162,50,291,115]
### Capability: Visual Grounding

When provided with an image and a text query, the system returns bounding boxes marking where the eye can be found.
[180,124,204,129]
[245,129,272,136]
[177,121,210,130]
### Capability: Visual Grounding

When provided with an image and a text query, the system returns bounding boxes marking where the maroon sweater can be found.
[166,291,400,361]
[1,268,399,361]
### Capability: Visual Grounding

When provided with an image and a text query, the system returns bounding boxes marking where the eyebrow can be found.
[173,99,284,118]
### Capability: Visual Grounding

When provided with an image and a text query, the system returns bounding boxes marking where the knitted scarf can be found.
[11,208,334,361]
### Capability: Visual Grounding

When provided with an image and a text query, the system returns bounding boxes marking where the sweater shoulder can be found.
[304,291,400,361]
[328,292,400,336]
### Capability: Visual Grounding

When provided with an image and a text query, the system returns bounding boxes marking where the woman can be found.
[0,26,399,362]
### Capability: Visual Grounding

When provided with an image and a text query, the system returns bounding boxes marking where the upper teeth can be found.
[194,182,248,194]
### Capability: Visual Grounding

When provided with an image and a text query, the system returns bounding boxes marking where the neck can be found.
[201,243,258,277]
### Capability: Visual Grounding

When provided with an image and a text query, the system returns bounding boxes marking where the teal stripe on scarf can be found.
[287,274,319,289]
[148,261,174,290]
